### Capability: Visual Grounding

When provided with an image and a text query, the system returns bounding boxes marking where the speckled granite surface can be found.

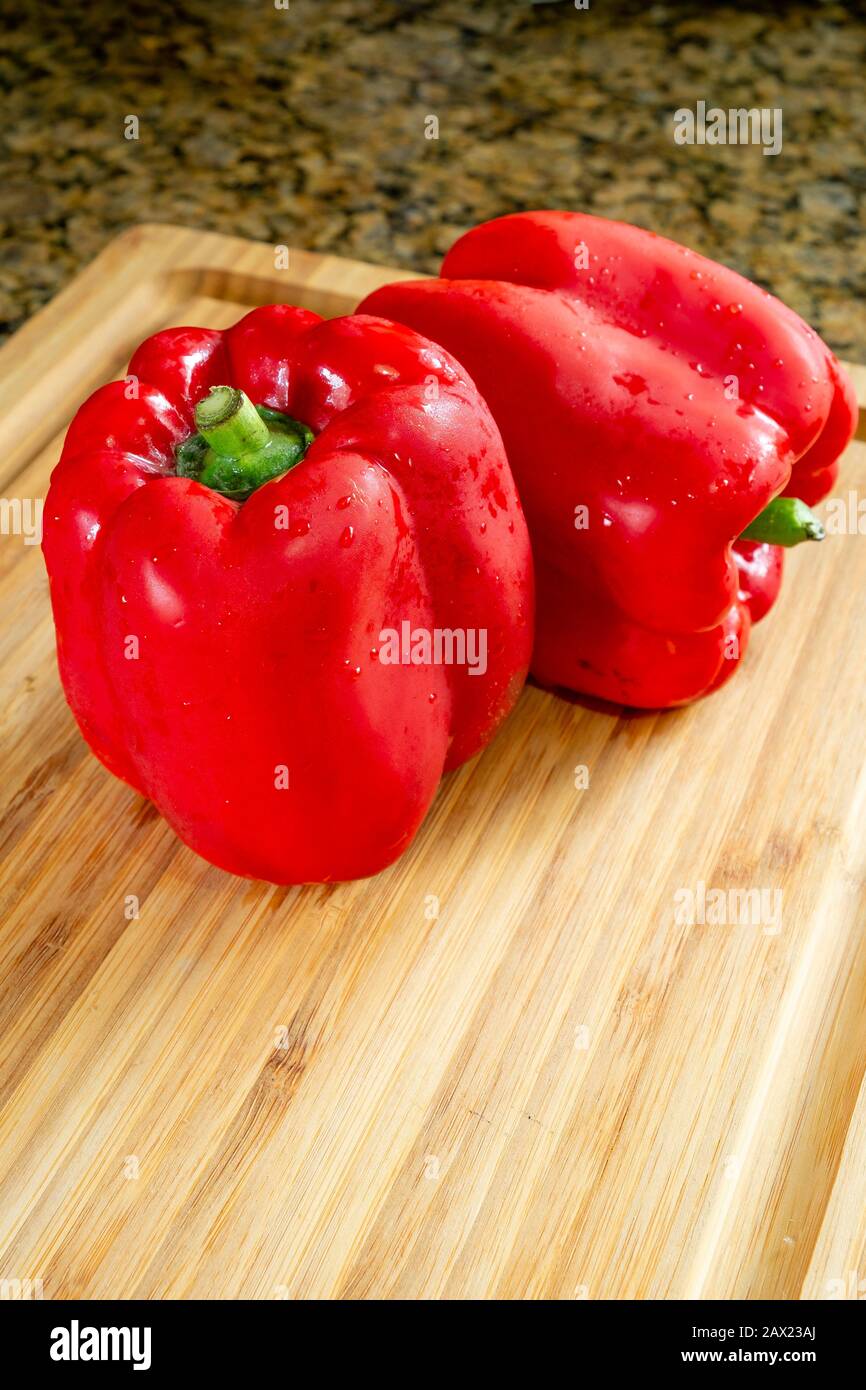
[1,0,864,355]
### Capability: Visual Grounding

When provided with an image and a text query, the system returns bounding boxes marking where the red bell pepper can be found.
[43,307,533,883]
[360,212,858,708]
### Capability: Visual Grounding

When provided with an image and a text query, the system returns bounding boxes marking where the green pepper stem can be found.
[194,387,270,457]
[739,496,825,548]
[181,388,315,500]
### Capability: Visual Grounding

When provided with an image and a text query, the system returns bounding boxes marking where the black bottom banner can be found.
[7,1296,860,1374]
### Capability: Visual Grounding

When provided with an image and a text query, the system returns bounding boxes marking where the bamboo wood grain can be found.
[0,226,864,1300]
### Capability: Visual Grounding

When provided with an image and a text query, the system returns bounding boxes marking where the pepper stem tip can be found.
[194,386,270,457]
[739,496,825,548]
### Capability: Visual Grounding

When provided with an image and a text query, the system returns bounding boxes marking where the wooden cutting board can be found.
[1,224,865,1301]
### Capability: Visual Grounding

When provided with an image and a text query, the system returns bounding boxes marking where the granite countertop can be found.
[1,0,863,356]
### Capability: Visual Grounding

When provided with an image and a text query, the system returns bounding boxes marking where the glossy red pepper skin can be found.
[360,212,858,709]
[43,308,533,884]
